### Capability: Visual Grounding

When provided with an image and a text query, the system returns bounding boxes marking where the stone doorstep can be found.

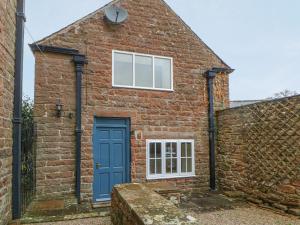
[8,220,21,225]
[92,201,111,209]
[29,199,65,211]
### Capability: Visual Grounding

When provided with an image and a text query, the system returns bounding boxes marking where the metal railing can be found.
[21,119,36,215]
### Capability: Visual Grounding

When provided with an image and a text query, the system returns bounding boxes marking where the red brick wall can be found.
[34,0,230,201]
[0,0,17,224]
[216,95,300,215]
[34,53,77,197]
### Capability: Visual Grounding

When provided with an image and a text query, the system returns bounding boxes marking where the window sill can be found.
[112,85,174,92]
[146,174,196,180]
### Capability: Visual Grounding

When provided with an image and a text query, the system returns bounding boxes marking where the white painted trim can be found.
[112,85,174,92]
[112,50,174,91]
[133,53,136,87]
[147,175,197,180]
[112,51,114,88]
[146,139,195,180]
[113,49,173,60]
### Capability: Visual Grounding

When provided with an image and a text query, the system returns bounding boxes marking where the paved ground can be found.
[28,217,112,225]
[27,193,299,225]
[28,207,299,225]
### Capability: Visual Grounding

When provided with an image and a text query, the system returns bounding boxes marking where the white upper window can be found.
[146,140,195,179]
[113,50,173,91]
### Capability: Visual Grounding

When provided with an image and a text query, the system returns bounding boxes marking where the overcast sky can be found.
[24,0,300,100]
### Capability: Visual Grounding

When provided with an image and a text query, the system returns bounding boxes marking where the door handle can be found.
[96,163,101,169]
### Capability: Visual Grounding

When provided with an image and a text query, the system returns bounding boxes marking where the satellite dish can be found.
[104,5,128,24]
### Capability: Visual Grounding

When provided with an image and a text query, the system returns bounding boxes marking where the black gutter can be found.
[29,44,79,55]
[12,0,26,219]
[206,67,233,191]
[30,44,87,203]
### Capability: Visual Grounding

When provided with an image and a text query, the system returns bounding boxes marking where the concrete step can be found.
[92,201,111,209]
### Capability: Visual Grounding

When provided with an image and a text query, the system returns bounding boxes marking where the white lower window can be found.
[146,140,195,179]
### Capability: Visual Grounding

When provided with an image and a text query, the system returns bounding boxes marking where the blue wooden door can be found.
[93,118,130,202]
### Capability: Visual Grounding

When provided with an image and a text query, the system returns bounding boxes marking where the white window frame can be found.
[112,50,174,91]
[146,139,195,180]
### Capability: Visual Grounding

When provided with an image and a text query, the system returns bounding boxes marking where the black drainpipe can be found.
[12,0,26,219]
[206,67,233,191]
[29,44,87,203]
[73,54,86,203]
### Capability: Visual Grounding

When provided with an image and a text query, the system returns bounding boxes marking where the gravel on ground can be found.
[186,206,300,225]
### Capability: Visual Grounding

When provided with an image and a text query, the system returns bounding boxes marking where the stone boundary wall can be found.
[216,95,300,216]
[111,183,197,225]
[0,0,17,224]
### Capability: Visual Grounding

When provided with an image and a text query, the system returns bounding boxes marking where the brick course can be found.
[216,95,300,215]
[33,0,230,201]
[0,0,17,224]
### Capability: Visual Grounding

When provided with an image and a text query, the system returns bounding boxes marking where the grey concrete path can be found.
[28,206,300,225]
[27,217,111,225]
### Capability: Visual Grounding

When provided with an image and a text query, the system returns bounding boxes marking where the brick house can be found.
[0,0,17,224]
[31,0,233,203]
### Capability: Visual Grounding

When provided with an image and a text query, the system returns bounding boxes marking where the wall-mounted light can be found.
[56,99,63,118]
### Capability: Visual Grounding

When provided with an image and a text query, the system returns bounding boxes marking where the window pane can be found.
[147,139,193,178]
[156,159,162,174]
[166,143,172,158]
[181,158,187,173]
[150,143,155,158]
[187,158,192,172]
[187,143,192,157]
[172,143,177,157]
[114,53,133,86]
[150,159,155,174]
[156,143,162,158]
[172,159,177,173]
[155,58,171,89]
[166,159,171,173]
[135,55,153,88]
[181,143,186,157]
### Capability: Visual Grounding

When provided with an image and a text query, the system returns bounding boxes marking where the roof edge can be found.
[160,0,232,70]
[29,44,79,55]
[34,0,122,45]
[33,0,233,71]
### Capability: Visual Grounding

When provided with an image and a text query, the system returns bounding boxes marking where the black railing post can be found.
[12,0,25,219]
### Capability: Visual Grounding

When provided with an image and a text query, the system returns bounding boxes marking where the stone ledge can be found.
[111,183,198,225]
